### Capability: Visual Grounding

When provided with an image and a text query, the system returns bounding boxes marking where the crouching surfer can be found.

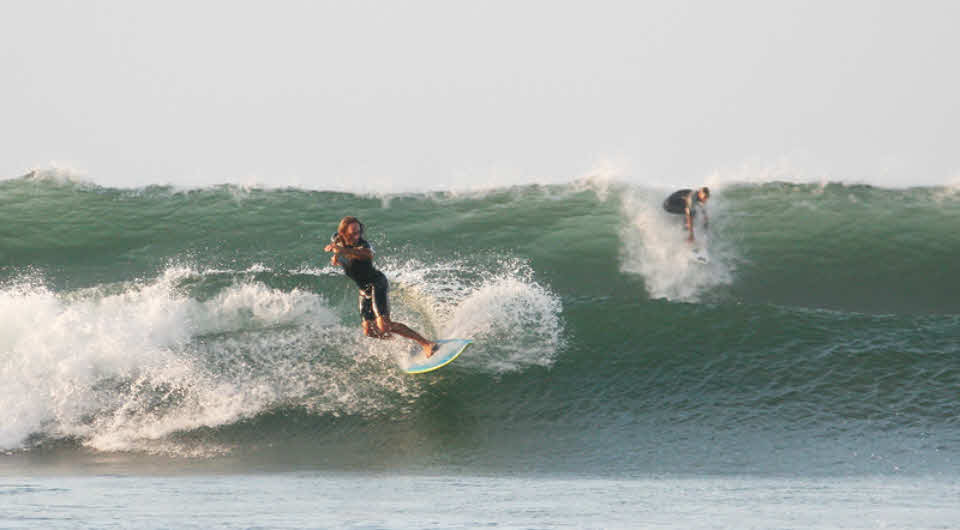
[325,216,439,357]
[663,187,710,242]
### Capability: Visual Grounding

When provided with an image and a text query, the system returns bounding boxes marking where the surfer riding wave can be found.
[325,216,439,357]
[663,187,710,242]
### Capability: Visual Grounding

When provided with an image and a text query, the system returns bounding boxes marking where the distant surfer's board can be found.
[691,246,710,264]
[404,338,472,374]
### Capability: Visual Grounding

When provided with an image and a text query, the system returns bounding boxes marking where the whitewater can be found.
[2,171,958,528]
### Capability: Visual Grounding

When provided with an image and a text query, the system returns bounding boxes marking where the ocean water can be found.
[1,174,959,528]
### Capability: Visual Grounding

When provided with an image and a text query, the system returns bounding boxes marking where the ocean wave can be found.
[0,253,564,453]
[2,176,958,457]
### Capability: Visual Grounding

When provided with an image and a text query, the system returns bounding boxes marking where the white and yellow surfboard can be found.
[404,338,472,374]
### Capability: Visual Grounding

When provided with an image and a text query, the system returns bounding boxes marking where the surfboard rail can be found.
[404,338,472,374]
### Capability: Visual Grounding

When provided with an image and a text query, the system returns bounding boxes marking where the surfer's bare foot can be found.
[423,342,439,358]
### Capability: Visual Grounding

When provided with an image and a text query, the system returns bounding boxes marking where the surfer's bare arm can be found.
[685,208,695,241]
[326,244,374,261]
[323,242,340,266]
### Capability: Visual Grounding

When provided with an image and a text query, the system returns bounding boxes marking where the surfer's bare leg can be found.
[376,316,438,357]
[362,319,387,338]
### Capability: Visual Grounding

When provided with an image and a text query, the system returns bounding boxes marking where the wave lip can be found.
[7,162,959,195]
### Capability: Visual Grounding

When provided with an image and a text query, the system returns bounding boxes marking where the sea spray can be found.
[618,188,735,301]
[385,257,564,372]
[0,267,381,453]
[1,253,566,452]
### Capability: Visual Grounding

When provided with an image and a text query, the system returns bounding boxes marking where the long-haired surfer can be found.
[663,187,710,242]
[324,216,439,357]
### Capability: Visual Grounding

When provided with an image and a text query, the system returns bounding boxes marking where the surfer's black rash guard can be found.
[663,189,703,217]
[334,236,391,320]
[335,237,385,289]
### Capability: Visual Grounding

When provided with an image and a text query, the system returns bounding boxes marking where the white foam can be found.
[0,252,565,452]
[7,158,955,199]
[933,172,960,203]
[384,257,565,372]
[0,267,369,453]
[443,275,564,372]
[18,164,93,186]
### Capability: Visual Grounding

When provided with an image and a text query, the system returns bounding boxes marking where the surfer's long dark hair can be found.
[334,216,365,245]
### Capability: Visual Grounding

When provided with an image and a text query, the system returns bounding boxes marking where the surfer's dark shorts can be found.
[358,275,390,321]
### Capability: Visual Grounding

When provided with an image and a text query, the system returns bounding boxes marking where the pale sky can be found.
[2,0,958,190]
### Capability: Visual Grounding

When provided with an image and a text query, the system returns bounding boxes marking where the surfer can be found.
[325,216,439,357]
[663,187,710,242]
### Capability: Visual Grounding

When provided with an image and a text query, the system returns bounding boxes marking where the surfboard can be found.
[691,246,710,264]
[404,338,472,374]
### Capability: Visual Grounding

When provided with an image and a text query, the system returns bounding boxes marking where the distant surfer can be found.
[325,216,439,357]
[663,187,710,242]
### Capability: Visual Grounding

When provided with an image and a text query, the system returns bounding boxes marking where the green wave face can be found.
[1,176,958,474]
